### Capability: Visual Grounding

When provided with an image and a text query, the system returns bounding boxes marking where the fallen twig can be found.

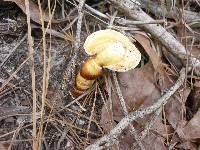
[64,0,86,93]
[137,0,200,23]
[74,0,86,50]
[116,18,166,25]
[86,68,186,150]
[112,72,145,150]
[85,3,109,20]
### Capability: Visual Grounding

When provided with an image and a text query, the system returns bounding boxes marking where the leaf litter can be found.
[0,0,200,149]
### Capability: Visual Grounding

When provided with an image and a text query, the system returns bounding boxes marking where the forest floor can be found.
[0,0,200,149]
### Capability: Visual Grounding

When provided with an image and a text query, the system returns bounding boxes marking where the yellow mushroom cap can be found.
[83,29,141,72]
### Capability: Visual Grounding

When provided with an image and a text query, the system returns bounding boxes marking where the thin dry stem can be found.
[37,0,48,148]
[8,121,25,150]
[24,0,37,149]
[86,84,97,145]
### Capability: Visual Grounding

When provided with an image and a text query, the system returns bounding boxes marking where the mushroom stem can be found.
[71,43,126,97]
[70,59,101,97]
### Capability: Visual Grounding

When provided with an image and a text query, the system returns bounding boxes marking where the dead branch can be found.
[86,68,186,150]
[109,0,200,74]
[137,0,200,23]
[85,3,109,19]
[117,18,166,25]
[74,0,86,49]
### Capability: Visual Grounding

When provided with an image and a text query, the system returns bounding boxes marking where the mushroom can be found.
[70,29,141,97]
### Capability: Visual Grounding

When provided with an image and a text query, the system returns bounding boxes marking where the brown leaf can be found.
[194,80,200,88]
[112,62,161,122]
[100,62,161,135]
[177,109,200,142]
[134,33,164,74]
[188,87,200,113]
[152,114,174,139]
[134,133,167,150]
[100,62,191,149]
[162,48,183,71]
[0,143,9,150]
[100,62,162,137]
[100,99,116,133]
[176,23,200,66]
[176,141,198,150]
[5,0,58,24]
[115,122,167,150]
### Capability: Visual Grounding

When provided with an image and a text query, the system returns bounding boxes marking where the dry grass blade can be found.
[86,84,98,146]
[24,0,37,149]
[8,120,25,150]
[1,0,200,149]
[37,0,48,148]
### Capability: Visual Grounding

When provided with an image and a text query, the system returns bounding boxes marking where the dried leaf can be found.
[100,62,161,149]
[134,33,164,74]
[110,119,167,150]
[162,48,183,71]
[176,24,200,66]
[188,87,200,113]
[136,133,167,150]
[176,141,198,150]
[102,63,161,125]
[0,143,9,150]
[100,62,191,149]
[177,109,200,142]
[100,99,115,133]
[152,114,174,139]
[101,62,161,120]
[5,0,58,24]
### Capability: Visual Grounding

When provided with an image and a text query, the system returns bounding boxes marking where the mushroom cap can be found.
[83,29,141,72]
